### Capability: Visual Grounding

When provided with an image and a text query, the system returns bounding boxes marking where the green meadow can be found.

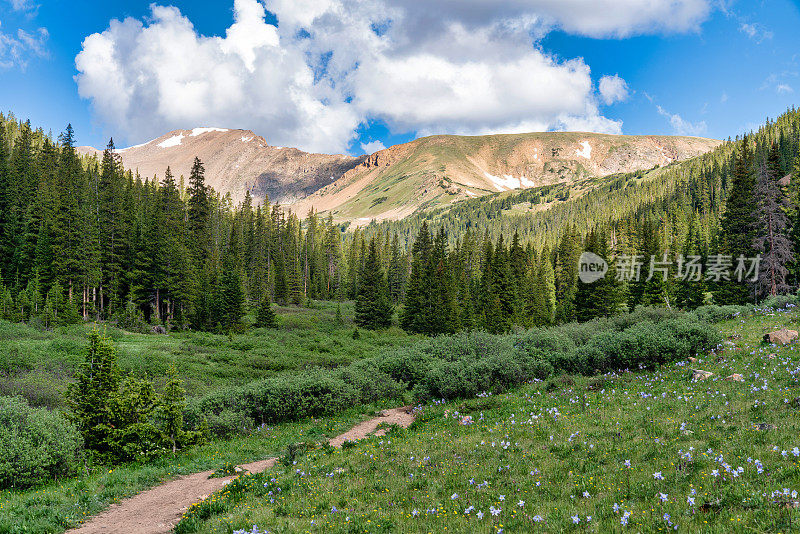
[173,305,800,533]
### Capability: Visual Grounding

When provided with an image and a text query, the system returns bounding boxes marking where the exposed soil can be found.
[68,407,414,534]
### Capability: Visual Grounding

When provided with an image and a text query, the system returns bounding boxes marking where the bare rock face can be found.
[763,329,798,345]
[691,370,714,381]
[78,128,366,206]
[80,128,720,224]
[726,373,744,382]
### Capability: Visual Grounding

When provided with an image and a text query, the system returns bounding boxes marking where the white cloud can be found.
[777,84,794,94]
[0,24,47,69]
[656,105,707,136]
[739,22,773,43]
[598,74,629,105]
[76,0,712,153]
[381,0,711,39]
[360,140,386,153]
[6,0,38,13]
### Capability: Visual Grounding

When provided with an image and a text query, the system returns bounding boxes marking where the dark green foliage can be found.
[65,330,121,458]
[255,295,278,328]
[354,239,393,329]
[0,396,83,489]
[66,330,200,462]
[716,139,758,304]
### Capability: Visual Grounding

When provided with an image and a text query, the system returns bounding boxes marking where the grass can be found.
[0,403,398,533]
[173,306,800,533]
[0,301,411,409]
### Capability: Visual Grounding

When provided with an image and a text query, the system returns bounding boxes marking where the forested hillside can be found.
[0,108,799,334]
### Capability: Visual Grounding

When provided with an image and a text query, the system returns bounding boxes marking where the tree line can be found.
[1,108,800,334]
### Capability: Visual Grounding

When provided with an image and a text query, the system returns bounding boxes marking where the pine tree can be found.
[354,238,393,329]
[401,222,434,334]
[528,245,556,326]
[575,229,622,320]
[753,142,793,298]
[554,226,581,322]
[65,330,121,459]
[160,363,186,454]
[255,294,278,328]
[716,139,758,304]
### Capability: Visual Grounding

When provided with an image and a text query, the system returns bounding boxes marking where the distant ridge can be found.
[79,129,720,223]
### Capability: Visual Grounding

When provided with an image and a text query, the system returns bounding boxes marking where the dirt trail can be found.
[68,407,414,534]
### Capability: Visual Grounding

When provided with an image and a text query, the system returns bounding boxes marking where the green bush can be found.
[187,310,723,432]
[0,396,83,489]
[691,305,751,323]
[760,294,799,310]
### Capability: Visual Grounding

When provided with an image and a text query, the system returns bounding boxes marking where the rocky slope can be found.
[291,132,721,224]
[78,128,365,205]
[79,129,719,222]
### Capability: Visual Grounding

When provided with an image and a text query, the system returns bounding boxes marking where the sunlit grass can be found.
[176,306,800,533]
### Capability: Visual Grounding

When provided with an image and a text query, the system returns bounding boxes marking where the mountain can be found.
[291,132,720,225]
[77,128,366,205]
[79,129,720,222]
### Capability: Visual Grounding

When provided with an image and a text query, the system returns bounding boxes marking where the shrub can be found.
[0,396,83,489]
[760,294,799,310]
[691,305,751,323]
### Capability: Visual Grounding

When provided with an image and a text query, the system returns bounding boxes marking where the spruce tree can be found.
[65,330,121,459]
[401,222,434,334]
[753,143,793,298]
[716,138,757,304]
[355,238,393,329]
[160,363,186,454]
[255,294,278,328]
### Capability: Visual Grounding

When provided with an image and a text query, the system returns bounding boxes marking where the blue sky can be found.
[1,0,798,155]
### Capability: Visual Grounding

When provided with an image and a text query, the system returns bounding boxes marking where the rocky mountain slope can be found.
[291,132,721,224]
[78,128,366,205]
[79,129,719,222]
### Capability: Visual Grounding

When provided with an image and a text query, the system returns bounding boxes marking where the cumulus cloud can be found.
[656,105,707,136]
[76,0,710,153]
[598,75,629,105]
[360,140,386,153]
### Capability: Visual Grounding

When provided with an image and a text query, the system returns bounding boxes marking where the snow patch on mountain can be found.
[158,133,185,148]
[484,172,535,191]
[575,140,592,159]
[191,127,229,137]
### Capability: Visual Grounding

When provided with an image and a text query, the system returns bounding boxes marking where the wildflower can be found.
[621,511,632,526]
[412,509,419,517]
[532,515,544,522]
[451,493,459,500]
[582,491,590,498]
[518,500,525,507]
[624,459,632,468]
[659,493,668,502]
[491,507,502,516]
[653,471,664,480]
[572,515,580,524]
[687,496,695,505]
[477,511,484,519]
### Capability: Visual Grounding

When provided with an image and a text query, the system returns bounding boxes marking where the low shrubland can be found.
[0,301,410,410]
[0,396,83,489]
[187,308,722,435]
